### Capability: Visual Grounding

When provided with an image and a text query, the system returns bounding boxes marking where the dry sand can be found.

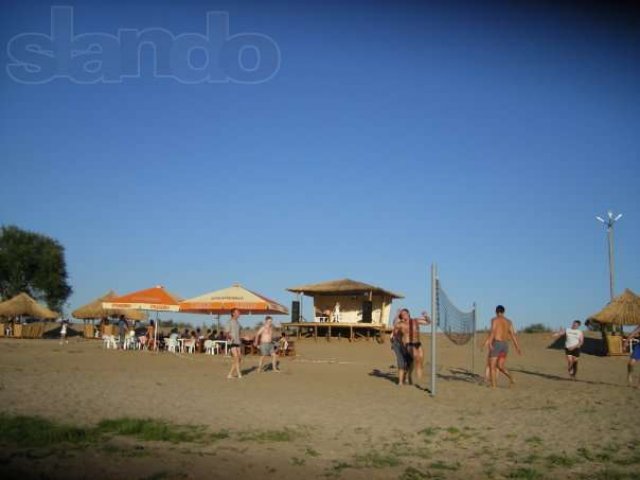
[0,332,638,479]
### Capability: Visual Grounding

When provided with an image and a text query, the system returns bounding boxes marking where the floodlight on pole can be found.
[595,210,623,302]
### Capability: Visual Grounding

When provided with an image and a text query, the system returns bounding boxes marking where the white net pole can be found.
[430,263,437,397]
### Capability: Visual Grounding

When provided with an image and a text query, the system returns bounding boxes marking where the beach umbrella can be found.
[588,288,640,326]
[0,293,58,319]
[72,290,148,321]
[102,286,181,350]
[179,283,288,315]
[180,283,288,331]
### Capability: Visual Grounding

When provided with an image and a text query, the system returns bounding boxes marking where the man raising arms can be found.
[487,305,522,388]
[552,320,584,380]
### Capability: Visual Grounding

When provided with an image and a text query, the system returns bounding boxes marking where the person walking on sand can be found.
[623,324,640,388]
[146,319,156,351]
[481,332,493,385]
[59,319,68,345]
[487,305,522,388]
[254,316,280,373]
[551,320,584,380]
[394,308,431,386]
[391,311,412,386]
[117,315,128,350]
[226,308,243,379]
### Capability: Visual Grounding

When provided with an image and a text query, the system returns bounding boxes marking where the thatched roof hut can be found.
[589,289,640,326]
[287,278,403,299]
[0,293,58,319]
[72,290,148,321]
[287,278,403,326]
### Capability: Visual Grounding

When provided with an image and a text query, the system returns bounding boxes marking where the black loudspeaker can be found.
[291,301,300,322]
[362,301,373,323]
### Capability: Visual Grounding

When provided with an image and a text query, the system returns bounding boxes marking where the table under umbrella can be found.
[180,283,288,341]
[102,285,181,350]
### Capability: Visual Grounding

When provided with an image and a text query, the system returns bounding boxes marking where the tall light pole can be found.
[596,210,623,302]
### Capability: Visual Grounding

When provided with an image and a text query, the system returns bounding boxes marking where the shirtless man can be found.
[394,308,431,386]
[623,324,640,387]
[487,305,522,388]
[226,308,243,379]
[254,316,280,373]
[391,312,411,386]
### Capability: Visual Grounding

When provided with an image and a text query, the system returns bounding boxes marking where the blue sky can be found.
[1,0,638,329]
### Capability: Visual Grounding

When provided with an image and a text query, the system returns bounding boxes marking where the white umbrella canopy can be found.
[179,283,288,315]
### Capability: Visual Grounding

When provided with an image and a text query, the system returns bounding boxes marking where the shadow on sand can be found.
[511,368,624,388]
[436,367,484,385]
[240,366,259,376]
[368,368,433,393]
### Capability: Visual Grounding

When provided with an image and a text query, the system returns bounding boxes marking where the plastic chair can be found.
[123,331,137,350]
[167,337,179,353]
[103,335,118,349]
[184,340,196,354]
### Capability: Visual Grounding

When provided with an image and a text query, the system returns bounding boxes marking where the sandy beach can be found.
[0,332,638,479]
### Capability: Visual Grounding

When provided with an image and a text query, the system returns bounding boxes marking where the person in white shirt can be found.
[552,320,584,380]
[59,320,68,345]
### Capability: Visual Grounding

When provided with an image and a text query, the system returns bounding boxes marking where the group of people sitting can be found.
[104,315,292,357]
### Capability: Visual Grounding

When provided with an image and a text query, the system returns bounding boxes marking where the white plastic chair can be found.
[166,337,179,353]
[123,331,137,350]
[204,339,214,355]
[103,335,118,349]
[183,340,196,354]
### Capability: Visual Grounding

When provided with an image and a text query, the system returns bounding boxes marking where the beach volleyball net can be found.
[429,265,477,396]
[435,279,475,346]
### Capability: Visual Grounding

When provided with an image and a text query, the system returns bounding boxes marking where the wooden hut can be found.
[284,279,403,341]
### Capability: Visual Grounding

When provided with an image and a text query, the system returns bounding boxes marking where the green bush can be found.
[522,323,551,334]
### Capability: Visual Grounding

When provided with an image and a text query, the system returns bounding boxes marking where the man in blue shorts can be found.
[624,325,640,388]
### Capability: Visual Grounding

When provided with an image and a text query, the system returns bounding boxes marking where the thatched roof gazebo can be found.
[72,290,148,321]
[588,289,640,356]
[0,293,58,338]
[589,289,640,326]
[0,293,58,319]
